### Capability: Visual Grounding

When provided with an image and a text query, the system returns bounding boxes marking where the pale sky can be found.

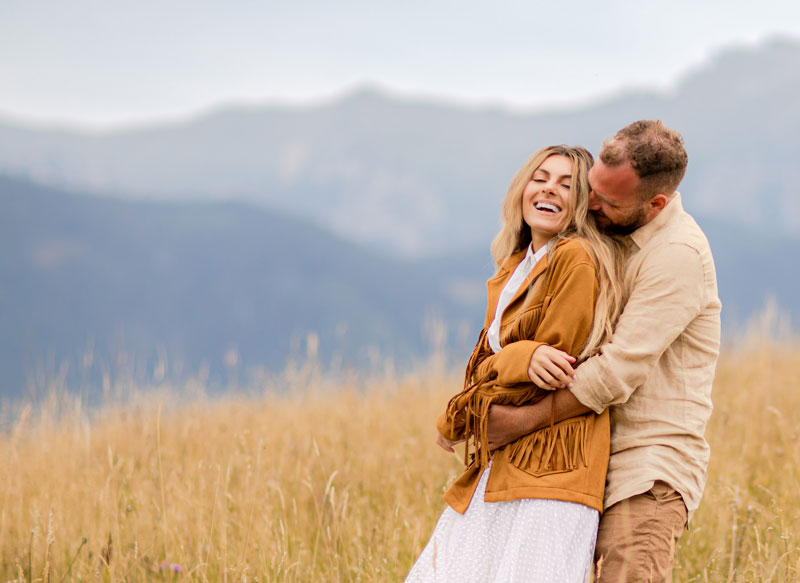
[2,0,800,129]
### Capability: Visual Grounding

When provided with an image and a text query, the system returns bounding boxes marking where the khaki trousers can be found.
[594,481,688,583]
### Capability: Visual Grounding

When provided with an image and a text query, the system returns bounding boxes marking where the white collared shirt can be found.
[487,240,553,353]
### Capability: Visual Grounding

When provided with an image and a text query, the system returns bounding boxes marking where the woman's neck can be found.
[531,231,556,253]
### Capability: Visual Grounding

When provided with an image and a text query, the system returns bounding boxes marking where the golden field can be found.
[2,337,800,582]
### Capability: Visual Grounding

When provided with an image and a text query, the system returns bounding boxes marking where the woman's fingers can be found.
[529,345,578,389]
[530,363,561,390]
[541,358,573,387]
[538,347,576,377]
[542,346,576,375]
[554,354,576,377]
[435,432,463,453]
[528,361,553,388]
[435,432,455,453]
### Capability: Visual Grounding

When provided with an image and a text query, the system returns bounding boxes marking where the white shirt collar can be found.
[525,239,554,265]
[487,238,554,353]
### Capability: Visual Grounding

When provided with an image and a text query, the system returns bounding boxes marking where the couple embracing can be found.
[406,120,721,583]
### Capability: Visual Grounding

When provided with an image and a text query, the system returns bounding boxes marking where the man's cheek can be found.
[594,213,610,224]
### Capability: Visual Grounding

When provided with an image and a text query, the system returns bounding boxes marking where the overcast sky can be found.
[2,0,800,129]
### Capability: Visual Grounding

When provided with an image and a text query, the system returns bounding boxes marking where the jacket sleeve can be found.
[569,242,707,413]
[473,252,599,387]
[436,410,463,441]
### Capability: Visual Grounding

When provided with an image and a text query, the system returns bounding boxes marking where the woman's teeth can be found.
[535,201,561,213]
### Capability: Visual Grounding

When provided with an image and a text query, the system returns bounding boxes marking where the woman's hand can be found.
[435,432,464,453]
[528,345,576,390]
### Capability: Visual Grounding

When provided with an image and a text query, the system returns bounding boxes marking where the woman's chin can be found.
[527,223,562,241]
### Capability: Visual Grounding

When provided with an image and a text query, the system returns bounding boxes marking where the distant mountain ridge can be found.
[1,38,799,257]
[3,38,799,399]
[0,175,489,397]
[2,173,798,400]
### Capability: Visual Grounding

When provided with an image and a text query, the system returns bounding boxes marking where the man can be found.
[486,120,721,582]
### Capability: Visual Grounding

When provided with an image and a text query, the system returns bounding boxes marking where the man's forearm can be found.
[535,389,592,431]
[515,389,593,435]
[486,389,593,451]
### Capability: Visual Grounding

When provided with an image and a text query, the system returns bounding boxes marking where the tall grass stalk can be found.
[1,341,799,581]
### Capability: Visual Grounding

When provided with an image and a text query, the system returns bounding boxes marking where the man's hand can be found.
[435,432,464,453]
[487,403,538,451]
[528,345,576,390]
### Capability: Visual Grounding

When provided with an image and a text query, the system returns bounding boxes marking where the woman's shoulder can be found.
[495,248,528,274]
[551,237,595,267]
[543,239,598,291]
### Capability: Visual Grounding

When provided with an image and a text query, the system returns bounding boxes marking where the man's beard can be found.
[594,204,647,236]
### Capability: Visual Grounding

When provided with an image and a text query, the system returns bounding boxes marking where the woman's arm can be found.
[437,242,598,447]
[472,244,599,388]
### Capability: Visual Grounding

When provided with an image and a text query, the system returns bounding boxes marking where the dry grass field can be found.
[2,336,800,582]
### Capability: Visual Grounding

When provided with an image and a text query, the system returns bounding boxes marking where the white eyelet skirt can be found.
[405,464,599,583]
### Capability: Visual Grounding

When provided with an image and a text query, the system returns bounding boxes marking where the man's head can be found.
[588,120,688,235]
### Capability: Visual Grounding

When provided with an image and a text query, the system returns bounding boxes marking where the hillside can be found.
[0,176,489,397]
[0,39,798,257]
[2,173,798,399]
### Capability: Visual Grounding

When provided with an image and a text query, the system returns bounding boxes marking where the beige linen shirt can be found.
[570,194,721,520]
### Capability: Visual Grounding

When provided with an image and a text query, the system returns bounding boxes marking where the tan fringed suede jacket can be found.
[437,238,610,514]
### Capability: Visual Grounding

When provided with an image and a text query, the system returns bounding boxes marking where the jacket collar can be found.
[484,243,552,328]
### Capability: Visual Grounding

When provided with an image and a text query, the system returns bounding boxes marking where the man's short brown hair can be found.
[599,120,688,200]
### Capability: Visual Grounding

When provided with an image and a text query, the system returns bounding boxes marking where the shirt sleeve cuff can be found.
[436,411,461,441]
[569,360,614,414]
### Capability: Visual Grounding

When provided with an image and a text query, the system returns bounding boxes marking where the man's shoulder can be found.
[631,207,719,298]
[662,205,710,246]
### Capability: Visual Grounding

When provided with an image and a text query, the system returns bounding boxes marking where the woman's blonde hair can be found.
[489,145,628,360]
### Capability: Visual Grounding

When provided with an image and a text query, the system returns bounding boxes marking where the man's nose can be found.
[588,191,601,210]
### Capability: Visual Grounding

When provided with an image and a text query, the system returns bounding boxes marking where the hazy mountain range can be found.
[1,38,798,398]
[2,173,797,399]
[2,38,799,257]
[1,176,493,396]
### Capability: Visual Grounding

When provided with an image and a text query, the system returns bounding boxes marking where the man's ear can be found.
[648,194,670,213]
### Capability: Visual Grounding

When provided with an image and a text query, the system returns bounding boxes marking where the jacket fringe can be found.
[506,415,589,475]
[445,327,589,475]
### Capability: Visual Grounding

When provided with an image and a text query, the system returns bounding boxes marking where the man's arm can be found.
[569,242,708,413]
[487,241,709,449]
[487,389,591,451]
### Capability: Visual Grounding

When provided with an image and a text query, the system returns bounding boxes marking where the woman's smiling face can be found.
[521,154,573,249]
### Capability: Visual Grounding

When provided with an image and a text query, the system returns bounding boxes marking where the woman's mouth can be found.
[535,201,562,214]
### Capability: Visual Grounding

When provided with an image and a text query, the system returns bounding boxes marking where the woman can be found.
[406,145,627,582]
